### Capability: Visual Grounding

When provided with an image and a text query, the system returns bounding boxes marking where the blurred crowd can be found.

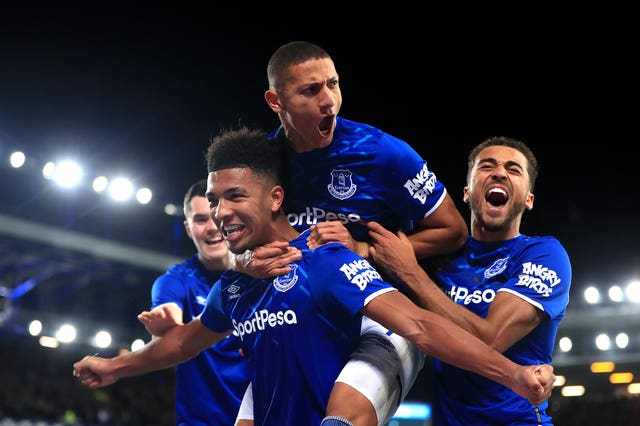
[0,332,174,425]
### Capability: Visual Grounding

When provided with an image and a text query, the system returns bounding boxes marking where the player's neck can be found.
[267,216,301,244]
[284,128,330,153]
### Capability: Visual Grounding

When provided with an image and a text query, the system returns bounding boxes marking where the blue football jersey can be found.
[428,235,572,426]
[151,255,250,426]
[200,230,397,425]
[270,116,447,241]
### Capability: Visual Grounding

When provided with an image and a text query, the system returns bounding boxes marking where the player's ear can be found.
[525,192,534,210]
[271,185,284,212]
[265,89,282,113]
[184,220,193,239]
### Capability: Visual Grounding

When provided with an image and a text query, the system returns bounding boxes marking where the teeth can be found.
[224,225,243,237]
[488,188,507,196]
[209,237,223,243]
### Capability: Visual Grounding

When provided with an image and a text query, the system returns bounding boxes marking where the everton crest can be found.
[484,257,509,279]
[273,264,299,292]
[328,169,357,200]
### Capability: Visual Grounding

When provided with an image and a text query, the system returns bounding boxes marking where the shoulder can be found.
[165,255,197,276]
[518,235,569,258]
[336,116,381,135]
[336,117,421,164]
[513,236,572,282]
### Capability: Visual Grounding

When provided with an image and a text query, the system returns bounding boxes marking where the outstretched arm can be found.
[361,291,554,406]
[73,318,229,388]
[366,220,544,352]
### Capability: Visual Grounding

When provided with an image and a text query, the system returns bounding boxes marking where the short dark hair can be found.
[183,178,207,217]
[467,136,539,191]
[206,126,285,185]
[267,41,331,91]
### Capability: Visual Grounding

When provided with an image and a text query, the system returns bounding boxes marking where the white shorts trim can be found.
[236,383,254,421]
[336,317,425,425]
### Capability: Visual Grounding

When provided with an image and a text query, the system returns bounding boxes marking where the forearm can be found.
[409,310,519,389]
[111,326,197,379]
[399,266,489,341]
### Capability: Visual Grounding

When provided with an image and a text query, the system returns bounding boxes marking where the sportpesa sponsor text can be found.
[232,258,381,340]
[287,207,360,227]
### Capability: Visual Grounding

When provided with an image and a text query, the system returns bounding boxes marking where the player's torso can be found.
[278,118,438,240]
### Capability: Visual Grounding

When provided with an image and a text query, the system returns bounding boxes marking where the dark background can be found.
[2,6,637,291]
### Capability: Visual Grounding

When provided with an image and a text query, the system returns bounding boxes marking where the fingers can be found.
[364,220,391,237]
[527,364,555,405]
[307,221,352,249]
[253,244,296,260]
[245,245,302,278]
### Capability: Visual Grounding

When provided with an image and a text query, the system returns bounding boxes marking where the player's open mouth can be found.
[222,224,245,239]
[485,187,508,206]
[319,116,333,135]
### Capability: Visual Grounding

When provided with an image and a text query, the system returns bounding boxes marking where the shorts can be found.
[335,316,425,425]
[235,317,425,425]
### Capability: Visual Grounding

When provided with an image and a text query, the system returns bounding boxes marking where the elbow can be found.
[454,225,469,250]
[444,222,468,254]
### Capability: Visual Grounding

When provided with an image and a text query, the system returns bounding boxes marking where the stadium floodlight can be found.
[164,203,179,216]
[595,333,611,351]
[108,177,134,201]
[93,176,109,193]
[560,385,585,397]
[51,160,83,188]
[615,333,629,349]
[94,330,112,348]
[9,151,26,168]
[39,335,59,348]
[55,323,77,343]
[136,187,153,205]
[608,285,624,302]
[131,338,146,352]
[626,280,640,303]
[558,336,572,352]
[42,161,56,179]
[28,320,43,336]
[584,286,600,304]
